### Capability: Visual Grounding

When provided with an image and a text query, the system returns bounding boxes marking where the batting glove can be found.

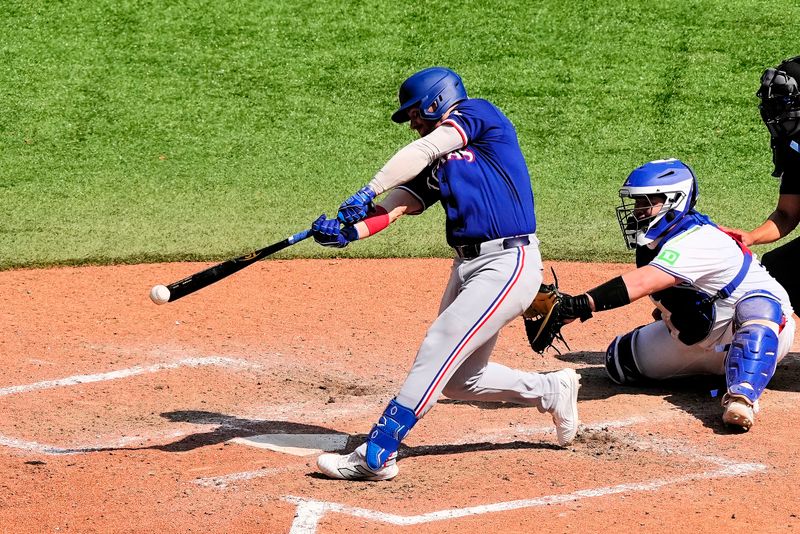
[337,186,376,224]
[312,214,358,248]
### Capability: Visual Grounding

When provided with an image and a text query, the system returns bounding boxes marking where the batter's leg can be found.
[442,334,563,413]
[395,246,541,417]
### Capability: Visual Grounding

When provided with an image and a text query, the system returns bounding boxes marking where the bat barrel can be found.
[162,229,313,303]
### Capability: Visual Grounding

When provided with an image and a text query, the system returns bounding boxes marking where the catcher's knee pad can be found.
[726,292,783,404]
[365,399,417,471]
[605,329,645,385]
[733,290,784,330]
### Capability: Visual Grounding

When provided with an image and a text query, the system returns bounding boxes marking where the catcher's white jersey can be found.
[647,224,793,349]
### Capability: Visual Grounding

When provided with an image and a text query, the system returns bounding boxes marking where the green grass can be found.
[2,0,799,269]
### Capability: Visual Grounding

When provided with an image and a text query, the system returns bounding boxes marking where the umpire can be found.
[725,56,800,312]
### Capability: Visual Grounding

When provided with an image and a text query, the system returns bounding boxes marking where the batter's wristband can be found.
[364,205,390,236]
[587,276,630,312]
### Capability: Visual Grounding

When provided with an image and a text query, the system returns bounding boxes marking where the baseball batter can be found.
[309,67,580,481]
[545,159,795,431]
[721,55,800,312]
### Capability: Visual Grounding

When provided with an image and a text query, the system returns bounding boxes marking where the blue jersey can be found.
[398,99,536,246]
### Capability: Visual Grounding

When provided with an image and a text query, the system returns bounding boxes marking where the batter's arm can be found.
[349,189,423,240]
[366,126,464,195]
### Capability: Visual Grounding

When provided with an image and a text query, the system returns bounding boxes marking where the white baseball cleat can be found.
[549,368,581,446]
[722,393,759,431]
[316,443,399,481]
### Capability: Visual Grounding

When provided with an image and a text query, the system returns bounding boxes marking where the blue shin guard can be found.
[365,399,417,471]
[725,291,783,404]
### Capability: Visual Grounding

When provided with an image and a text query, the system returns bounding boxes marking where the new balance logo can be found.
[338,465,380,480]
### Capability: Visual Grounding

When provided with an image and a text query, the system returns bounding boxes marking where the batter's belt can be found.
[453,235,532,260]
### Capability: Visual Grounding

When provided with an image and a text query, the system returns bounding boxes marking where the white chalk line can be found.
[194,464,311,489]
[285,461,763,530]
[0,356,260,397]
[283,430,768,533]
[0,429,192,456]
[188,416,670,491]
[0,356,261,455]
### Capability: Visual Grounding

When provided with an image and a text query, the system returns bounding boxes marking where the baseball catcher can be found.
[526,158,796,432]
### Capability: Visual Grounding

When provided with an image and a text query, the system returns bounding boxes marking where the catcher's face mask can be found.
[616,194,670,249]
[758,59,800,139]
[616,159,698,249]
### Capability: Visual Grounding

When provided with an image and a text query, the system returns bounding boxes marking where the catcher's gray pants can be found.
[394,236,564,418]
[630,315,796,379]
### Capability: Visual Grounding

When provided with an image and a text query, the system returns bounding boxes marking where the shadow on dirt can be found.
[84,352,799,453]
[552,351,800,435]
[155,411,562,456]
[84,410,565,457]
[75,411,346,453]
[150,411,349,452]
[303,436,564,479]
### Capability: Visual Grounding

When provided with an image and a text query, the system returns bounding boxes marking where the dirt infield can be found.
[1,259,799,533]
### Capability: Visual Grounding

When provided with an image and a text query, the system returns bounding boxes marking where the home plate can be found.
[230,433,349,456]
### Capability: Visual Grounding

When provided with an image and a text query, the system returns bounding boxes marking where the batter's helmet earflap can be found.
[757,56,800,139]
[391,67,468,123]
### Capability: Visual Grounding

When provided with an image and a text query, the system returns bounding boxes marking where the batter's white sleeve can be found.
[367,125,464,195]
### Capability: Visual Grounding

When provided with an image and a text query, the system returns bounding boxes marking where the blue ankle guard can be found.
[365,399,417,471]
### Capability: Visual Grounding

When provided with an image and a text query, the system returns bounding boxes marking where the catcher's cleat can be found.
[317,443,399,481]
[722,393,759,431]
[549,368,581,446]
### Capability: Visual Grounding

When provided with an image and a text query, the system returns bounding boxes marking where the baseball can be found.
[150,284,171,305]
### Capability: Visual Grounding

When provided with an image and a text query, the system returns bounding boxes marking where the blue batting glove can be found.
[337,186,376,224]
[311,214,357,248]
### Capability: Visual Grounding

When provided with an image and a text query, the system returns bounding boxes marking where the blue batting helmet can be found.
[616,159,699,249]
[391,67,468,123]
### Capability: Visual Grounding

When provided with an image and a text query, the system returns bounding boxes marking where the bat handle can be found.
[288,229,312,244]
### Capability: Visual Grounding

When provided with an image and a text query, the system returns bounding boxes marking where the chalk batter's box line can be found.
[282,429,767,534]
[0,356,262,455]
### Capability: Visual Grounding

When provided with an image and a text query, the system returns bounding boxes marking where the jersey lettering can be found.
[427,163,441,191]
[446,149,476,163]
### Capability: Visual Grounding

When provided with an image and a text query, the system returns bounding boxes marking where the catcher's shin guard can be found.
[725,291,783,404]
[605,329,645,385]
[365,399,417,471]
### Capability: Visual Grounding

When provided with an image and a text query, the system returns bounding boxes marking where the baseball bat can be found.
[150,229,312,304]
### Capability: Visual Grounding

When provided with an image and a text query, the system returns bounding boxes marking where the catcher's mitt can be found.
[523,269,592,354]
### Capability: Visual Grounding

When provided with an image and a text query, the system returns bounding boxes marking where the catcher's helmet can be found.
[757,56,800,139]
[616,159,699,249]
[391,67,467,123]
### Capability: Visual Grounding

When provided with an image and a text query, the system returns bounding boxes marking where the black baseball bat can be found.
[151,229,311,304]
